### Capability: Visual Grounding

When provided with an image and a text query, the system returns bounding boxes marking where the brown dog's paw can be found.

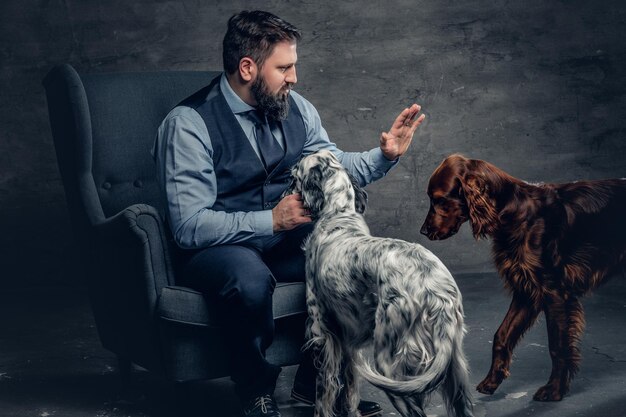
[532,384,563,401]
[476,378,500,395]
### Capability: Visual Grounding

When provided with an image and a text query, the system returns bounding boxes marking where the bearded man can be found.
[152,10,425,417]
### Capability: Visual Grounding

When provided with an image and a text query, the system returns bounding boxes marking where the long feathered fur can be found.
[288,150,474,417]
[420,153,626,401]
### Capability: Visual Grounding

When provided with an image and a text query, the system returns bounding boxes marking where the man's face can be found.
[252,40,298,120]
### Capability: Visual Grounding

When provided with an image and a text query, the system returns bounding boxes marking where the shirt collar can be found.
[220,73,256,116]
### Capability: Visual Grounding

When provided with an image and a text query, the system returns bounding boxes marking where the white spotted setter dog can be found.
[287,150,474,417]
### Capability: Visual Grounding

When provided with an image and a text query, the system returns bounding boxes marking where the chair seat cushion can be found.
[157,282,306,328]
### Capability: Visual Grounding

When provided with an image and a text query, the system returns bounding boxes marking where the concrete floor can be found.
[1,272,625,417]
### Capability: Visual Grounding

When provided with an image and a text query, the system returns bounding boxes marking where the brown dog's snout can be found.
[421,206,455,240]
[420,221,430,236]
[420,212,441,240]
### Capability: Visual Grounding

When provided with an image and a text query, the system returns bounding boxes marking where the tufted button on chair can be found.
[42,64,306,385]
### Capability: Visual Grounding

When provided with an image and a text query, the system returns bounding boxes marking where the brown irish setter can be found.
[420,153,626,401]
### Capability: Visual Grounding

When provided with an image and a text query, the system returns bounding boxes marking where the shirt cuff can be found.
[254,209,274,236]
[371,147,399,170]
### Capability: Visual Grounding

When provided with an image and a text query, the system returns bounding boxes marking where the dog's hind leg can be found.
[407,394,431,417]
[534,295,584,401]
[565,297,585,378]
[334,351,360,417]
[477,294,540,395]
[373,346,428,417]
[442,340,474,417]
[385,392,426,417]
[313,329,344,417]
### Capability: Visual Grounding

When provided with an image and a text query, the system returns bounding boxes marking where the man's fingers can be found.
[405,104,419,119]
[394,107,410,127]
[405,105,422,124]
[285,192,303,202]
[397,104,423,128]
[411,113,426,131]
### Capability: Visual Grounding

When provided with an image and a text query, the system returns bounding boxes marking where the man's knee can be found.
[183,245,275,302]
[219,263,276,314]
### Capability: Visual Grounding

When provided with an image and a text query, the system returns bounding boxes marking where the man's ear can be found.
[239,57,256,82]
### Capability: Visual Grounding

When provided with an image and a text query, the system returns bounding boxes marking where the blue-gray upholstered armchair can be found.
[42,64,306,383]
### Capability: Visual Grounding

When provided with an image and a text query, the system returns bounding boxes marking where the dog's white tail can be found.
[355,295,474,416]
[355,289,469,401]
[356,340,453,396]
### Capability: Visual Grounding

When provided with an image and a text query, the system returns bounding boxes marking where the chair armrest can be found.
[85,203,175,371]
[91,203,176,315]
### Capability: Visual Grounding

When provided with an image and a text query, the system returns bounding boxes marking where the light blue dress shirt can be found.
[153,74,398,249]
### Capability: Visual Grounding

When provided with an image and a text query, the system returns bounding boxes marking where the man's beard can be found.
[251,75,292,121]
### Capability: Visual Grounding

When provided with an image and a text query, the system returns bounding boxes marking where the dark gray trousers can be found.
[179,223,315,401]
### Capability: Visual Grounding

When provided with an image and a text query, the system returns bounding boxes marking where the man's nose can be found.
[286,66,297,84]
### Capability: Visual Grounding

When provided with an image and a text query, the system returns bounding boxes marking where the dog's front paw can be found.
[476,366,510,395]
[476,378,499,395]
[533,383,564,401]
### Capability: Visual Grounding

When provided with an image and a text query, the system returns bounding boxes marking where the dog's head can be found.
[420,154,501,240]
[285,150,367,219]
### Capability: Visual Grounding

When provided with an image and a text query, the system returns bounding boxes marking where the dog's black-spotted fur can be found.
[288,150,474,417]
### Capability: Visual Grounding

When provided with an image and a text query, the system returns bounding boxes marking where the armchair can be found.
[42,64,307,383]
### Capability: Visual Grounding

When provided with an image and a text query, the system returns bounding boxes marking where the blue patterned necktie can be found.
[248,110,284,172]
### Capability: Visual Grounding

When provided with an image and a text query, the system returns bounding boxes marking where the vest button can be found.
[102,182,111,190]
[133,179,143,188]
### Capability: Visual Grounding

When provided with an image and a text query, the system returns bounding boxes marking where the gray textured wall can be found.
[1,0,625,287]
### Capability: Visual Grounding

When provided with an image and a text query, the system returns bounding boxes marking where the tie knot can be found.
[248,109,268,126]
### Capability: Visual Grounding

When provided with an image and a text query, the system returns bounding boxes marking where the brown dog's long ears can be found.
[460,165,499,239]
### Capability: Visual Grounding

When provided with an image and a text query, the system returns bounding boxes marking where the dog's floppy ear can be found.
[348,172,368,214]
[282,167,299,197]
[301,164,325,217]
[461,160,498,239]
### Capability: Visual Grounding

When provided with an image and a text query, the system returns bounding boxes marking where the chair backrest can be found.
[43,64,220,242]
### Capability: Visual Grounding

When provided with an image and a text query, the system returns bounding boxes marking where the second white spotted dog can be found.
[287,150,474,417]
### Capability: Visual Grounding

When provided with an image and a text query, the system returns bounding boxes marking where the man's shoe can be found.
[242,394,281,417]
[291,381,382,417]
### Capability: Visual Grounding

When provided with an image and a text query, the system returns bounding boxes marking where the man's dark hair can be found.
[223,10,301,74]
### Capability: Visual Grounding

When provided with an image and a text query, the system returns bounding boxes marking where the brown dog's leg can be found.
[566,297,585,375]
[534,295,584,401]
[477,294,540,395]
